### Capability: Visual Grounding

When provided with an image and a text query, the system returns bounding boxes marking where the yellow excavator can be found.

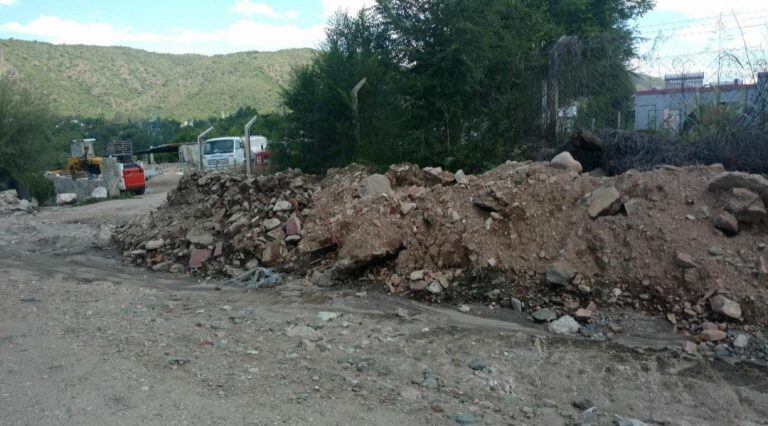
[65,139,104,177]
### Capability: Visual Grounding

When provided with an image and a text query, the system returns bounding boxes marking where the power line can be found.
[636,8,768,30]
[641,45,766,61]
[636,15,768,37]
[652,23,768,39]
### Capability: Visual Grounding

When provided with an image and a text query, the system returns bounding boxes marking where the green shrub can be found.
[17,171,54,204]
[0,74,58,199]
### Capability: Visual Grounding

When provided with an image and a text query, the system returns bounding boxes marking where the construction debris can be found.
[550,151,583,173]
[587,185,622,218]
[116,161,768,335]
[0,189,36,214]
[215,267,283,289]
[548,315,580,335]
[56,193,78,206]
[119,169,315,276]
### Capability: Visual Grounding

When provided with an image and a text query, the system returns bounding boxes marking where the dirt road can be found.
[1,172,767,425]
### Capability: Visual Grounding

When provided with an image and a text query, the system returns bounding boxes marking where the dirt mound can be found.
[117,161,768,337]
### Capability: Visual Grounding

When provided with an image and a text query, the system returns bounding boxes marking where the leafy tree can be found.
[278,0,654,173]
[0,75,59,200]
[278,10,404,173]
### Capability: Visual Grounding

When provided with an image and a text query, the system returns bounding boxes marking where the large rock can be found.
[548,315,580,335]
[284,214,302,236]
[713,212,739,235]
[358,174,393,198]
[273,200,293,212]
[587,186,622,218]
[709,295,742,319]
[335,235,403,275]
[738,202,767,224]
[386,163,424,187]
[263,218,282,231]
[675,251,697,269]
[423,167,455,186]
[725,188,767,224]
[400,202,417,215]
[186,228,214,246]
[0,190,37,214]
[227,218,249,235]
[623,198,642,216]
[545,264,575,286]
[550,151,583,173]
[90,186,108,199]
[261,241,288,266]
[709,172,768,201]
[267,227,285,241]
[14,199,35,213]
[56,193,78,206]
[426,282,443,294]
[455,169,469,185]
[532,309,558,322]
[699,329,727,341]
[145,239,165,250]
[189,248,211,269]
[472,196,505,212]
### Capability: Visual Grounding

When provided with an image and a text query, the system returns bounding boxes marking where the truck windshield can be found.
[204,140,234,155]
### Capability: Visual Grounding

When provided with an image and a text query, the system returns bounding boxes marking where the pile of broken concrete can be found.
[0,189,36,214]
[116,155,768,353]
[117,169,315,276]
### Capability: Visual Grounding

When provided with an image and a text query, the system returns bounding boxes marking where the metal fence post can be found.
[244,116,258,177]
[197,127,214,170]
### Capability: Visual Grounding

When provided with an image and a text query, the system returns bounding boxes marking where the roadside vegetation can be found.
[0,75,57,200]
[275,0,654,174]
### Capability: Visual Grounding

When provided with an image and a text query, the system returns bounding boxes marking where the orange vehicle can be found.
[122,164,146,195]
[108,141,146,195]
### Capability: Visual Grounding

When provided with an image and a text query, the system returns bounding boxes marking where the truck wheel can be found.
[133,188,146,195]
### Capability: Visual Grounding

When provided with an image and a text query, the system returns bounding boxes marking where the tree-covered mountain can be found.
[0,39,314,120]
[631,72,665,90]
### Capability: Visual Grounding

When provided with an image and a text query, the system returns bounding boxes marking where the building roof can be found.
[636,82,757,97]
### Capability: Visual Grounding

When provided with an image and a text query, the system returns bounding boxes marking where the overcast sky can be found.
[0,0,766,81]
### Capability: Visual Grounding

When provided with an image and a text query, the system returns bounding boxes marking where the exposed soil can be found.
[118,161,768,343]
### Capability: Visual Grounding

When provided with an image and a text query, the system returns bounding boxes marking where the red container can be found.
[123,164,146,194]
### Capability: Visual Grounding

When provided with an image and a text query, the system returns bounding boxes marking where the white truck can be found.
[202,136,267,171]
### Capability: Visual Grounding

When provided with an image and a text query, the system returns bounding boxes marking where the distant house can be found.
[634,72,768,131]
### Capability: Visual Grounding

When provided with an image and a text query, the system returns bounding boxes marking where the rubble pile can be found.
[0,189,36,214]
[117,160,768,340]
[117,169,318,277]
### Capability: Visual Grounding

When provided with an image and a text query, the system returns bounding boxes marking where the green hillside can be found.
[0,39,314,120]
[631,72,665,91]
